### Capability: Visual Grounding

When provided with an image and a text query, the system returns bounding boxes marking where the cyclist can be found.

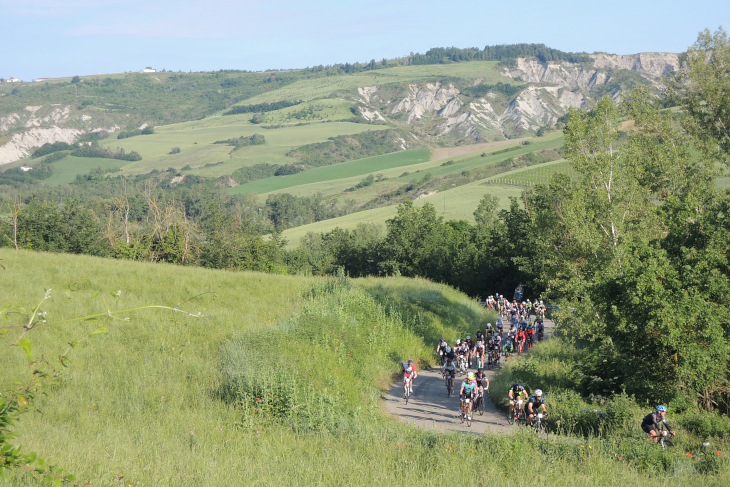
[498,295,506,316]
[465,335,475,366]
[495,317,504,336]
[508,383,528,420]
[502,337,514,361]
[436,337,449,365]
[475,329,484,344]
[459,372,478,421]
[641,405,676,441]
[527,389,547,425]
[474,339,486,367]
[475,368,489,392]
[486,323,493,335]
[403,359,417,397]
[443,358,456,395]
[515,328,526,354]
[536,320,545,341]
[537,300,546,319]
[526,325,535,350]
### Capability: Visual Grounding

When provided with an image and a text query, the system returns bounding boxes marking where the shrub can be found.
[169,147,181,154]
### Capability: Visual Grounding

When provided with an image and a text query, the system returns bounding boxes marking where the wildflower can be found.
[256,398,261,402]
[618,456,622,460]
[686,452,693,458]
[717,451,721,456]
[116,290,122,297]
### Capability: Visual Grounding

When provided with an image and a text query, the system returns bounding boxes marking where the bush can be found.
[169,147,181,154]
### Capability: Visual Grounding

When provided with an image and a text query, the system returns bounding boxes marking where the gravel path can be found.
[384,317,556,435]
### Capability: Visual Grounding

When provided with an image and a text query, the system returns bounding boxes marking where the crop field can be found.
[485,158,575,186]
[256,133,562,206]
[279,180,523,247]
[231,149,431,196]
[95,122,387,176]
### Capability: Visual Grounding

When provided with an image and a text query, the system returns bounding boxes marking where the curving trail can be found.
[384,317,556,434]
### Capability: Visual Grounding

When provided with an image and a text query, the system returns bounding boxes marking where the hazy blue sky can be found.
[1,0,727,80]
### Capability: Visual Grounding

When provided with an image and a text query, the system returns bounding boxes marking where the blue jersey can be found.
[461,380,477,395]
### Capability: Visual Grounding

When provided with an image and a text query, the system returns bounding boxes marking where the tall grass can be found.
[2,249,729,485]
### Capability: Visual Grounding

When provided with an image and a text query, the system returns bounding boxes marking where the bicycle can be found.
[653,423,675,449]
[460,394,474,427]
[508,398,526,425]
[531,412,548,439]
[473,388,487,416]
[457,354,468,375]
[445,374,455,397]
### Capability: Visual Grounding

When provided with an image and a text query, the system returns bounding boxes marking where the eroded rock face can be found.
[0,127,83,165]
[391,83,461,123]
[591,52,680,79]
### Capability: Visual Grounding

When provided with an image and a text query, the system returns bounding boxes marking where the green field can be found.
[98,122,388,176]
[485,158,575,186]
[279,179,523,247]
[44,156,129,186]
[231,149,431,195]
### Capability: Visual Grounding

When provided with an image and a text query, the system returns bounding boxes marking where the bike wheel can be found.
[536,423,548,439]
[507,410,514,425]
[467,412,472,427]
[460,407,465,424]
[517,411,526,427]
[478,397,484,416]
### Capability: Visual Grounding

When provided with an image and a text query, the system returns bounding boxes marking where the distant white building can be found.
[6,77,20,83]
[142,67,156,73]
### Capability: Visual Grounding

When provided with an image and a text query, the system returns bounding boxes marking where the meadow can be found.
[2,249,729,486]
[97,121,388,176]
[278,183,523,248]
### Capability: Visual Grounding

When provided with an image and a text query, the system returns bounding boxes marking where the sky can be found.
[1,0,727,81]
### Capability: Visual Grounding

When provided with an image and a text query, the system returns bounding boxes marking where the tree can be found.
[666,28,730,164]
[473,193,499,227]
[71,75,81,83]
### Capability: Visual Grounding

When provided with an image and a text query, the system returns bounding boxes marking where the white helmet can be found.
[456,339,461,345]
[535,389,543,396]
[540,300,544,304]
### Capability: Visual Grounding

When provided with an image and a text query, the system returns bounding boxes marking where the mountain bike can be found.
[531,412,548,439]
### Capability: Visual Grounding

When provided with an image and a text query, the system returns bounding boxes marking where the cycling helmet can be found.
[408,359,413,364]
[456,339,461,345]
[535,389,543,396]
[656,405,667,412]
[445,346,452,353]
[487,323,492,327]
[466,335,471,340]
[467,372,475,380]
[477,368,484,374]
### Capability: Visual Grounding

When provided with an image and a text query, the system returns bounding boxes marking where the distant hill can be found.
[0,44,679,168]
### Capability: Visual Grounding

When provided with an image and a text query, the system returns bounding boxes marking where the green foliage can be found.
[116,126,154,139]
[462,81,523,98]
[0,165,54,187]
[223,100,301,115]
[408,44,592,65]
[71,144,142,161]
[31,142,75,159]
[286,129,422,168]
[666,28,730,164]
[213,133,265,151]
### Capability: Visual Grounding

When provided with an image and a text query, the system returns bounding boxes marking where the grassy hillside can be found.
[279,183,523,248]
[2,249,728,486]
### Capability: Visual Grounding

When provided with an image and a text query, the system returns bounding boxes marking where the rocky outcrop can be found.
[0,127,83,165]
[591,52,680,79]
[391,83,461,123]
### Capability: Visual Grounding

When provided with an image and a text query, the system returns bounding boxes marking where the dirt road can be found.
[384,318,556,435]
[430,138,530,161]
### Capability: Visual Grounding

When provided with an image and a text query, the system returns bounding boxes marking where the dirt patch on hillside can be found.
[432,138,530,161]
